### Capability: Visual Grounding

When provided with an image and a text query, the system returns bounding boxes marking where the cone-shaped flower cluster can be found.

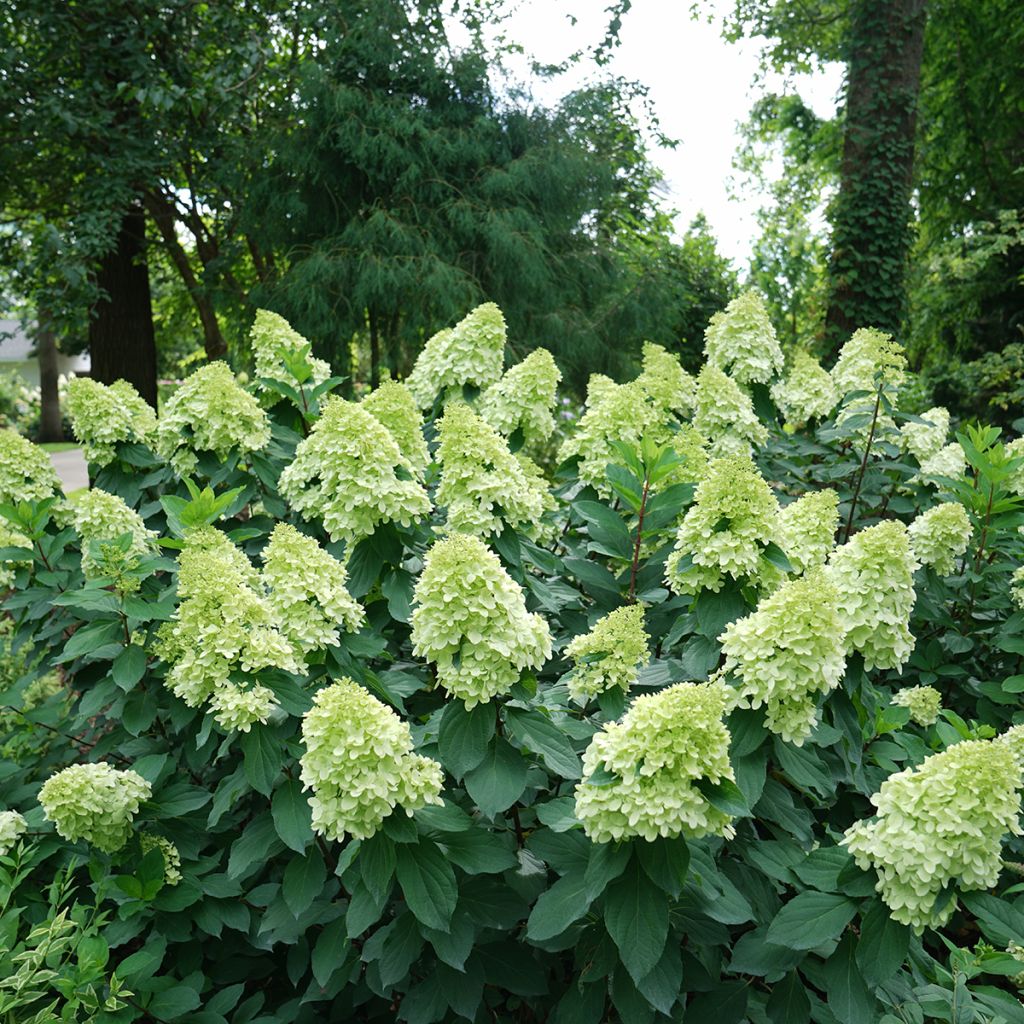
[406,303,506,408]
[914,441,967,488]
[666,455,779,595]
[770,350,839,426]
[720,571,847,745]
[776,489,839,575]
[1005,437,1024,496]
[703,291,784,386]
[66,377,156,467]
[584,373,618,408]
[831,327,907,401]
[574,681,735,842]
[39,763,151,853]
[0,809,26,857]
[565,604,650,705]
[892,685,942,727]
[250,309,331,402]
[693,364,768,456]
[479,347,562,445]
[140,833,182,885]
[70,488,157,579]
[300,677,443,841]
[843,737,1023,931]
[157,362,271,476]
[636,342,695,417]
[0,428,63,508]
[435,402,547,536]
[901,407,950,462]
[411,534,551,707]
[279,396,430,546]
[908,502,971,575]
[827,521,918,671]
[261,523,364,653]
[361,380,429,475]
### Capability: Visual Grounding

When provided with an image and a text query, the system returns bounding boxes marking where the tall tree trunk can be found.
[89,204,158,407]
[36,313,62,443]
[823,0,928,353]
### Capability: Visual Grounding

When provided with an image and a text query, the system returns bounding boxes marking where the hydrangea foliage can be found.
[908,501,972,575]
[66,377,156,467]
[703,290,783,386]
[564,604,650,705]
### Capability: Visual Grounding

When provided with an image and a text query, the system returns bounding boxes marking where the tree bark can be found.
[89,204,158,407]
[823,0,928,353]
[36,313,63,443]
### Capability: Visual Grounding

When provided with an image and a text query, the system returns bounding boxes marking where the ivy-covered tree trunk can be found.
[823,0,928,353]
[88,204,158,407]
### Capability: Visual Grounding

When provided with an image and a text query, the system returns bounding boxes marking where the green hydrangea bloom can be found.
[0,521,31,590]
[1013,566,1024,611]
[913,441,967,488]
[574,681,735,842]
[39,762,151,853]
[70,488,157,579]
[584,373,618,408]
[901,406,950,462]
[0,810,27,856]
[703,291,784,386]
[140,833,182,885]
[636,342,696,417]
[479,347,562,445]
[565,604,650,705]
[908,502,972,576]
[261,523,364,653]
[720,570,847,745]
[892,685,942,727]
[157,362,271,476]
[831,326,907,400]
[65,377,156,467]
[827,521,917,671]
[666,455,779,595]
[155,528,299,732]
[1005,437,1024,495]
[0,427,63,508]
[361,379,429,474]
[776,489,839,575]
[250,309,331,402]
[435,402,546,536]
[406,303,506,408]
[300,677,443,841]
[411,533,552,708]
[515,452,559,543]
[693,364,768,457]
[770,350,839,426]
[843,737,1023,931]
[279,396,430,546]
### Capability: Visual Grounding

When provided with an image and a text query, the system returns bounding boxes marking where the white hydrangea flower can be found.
[831,328,907,441]
[693,364,768,457]
[891,685,942,727]
[140,833,182,885]
[703,291,784,386]
[770,350,839,426]
[635,342,696,417]
[0,428,63,508]
[0,521,32,590]
[776,489,839,575]
[1004,437,1024,496]
[361,379,429,475]
[565,604,650,705]
[66,377,156,467]
[70,488,157,579]
[584,373,618,408]
[574,681,735,842]
[39,763,151,853]
[0,810,27,856]
[912,442,967,488]
[1012,566,1024,611]
[250,309,331,402]
[411,533,551,708]
[300,677,443,841]
[901,407,950,462]
[479,347,562,446]
[908,502,972,576]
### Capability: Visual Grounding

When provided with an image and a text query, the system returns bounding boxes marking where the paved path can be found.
[49,449,89,493]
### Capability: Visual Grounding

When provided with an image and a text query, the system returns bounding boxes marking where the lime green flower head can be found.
[157,362,270,476]
[703,291,784,387]
[843,737,1022,931]
[300,677,443,841]
[908,502,971,576]
[140,833,182,885]
[1013,566,1024,612]
[565,604,650,705]
[636,342,696,417]
[0,427,63,508]
[0,810,27,856]
[694,364,768,457]
[479,347,562,446]
[406,303,506,408]
[892,685,942,727]
[39,762,151,853]
[770,350,838,427]
[70,488,157,579]
[435,402,546,536]
[827,520,918,671]
[66,377,156,467]
[776,489,839,575]
[250,309,331,403]
[261,523,364,653]
[913,441,967,489]
[361,379,429,474]
[831,327,907,400]
[1004,437,1024,496]
[901,406,950,462]
[574,681,735,843]
[666,455,779,595]
[279,396,431,547]
[411,533,552,708]
[0,521,31,590]
[584,373,618,408]
[720,570,847,745]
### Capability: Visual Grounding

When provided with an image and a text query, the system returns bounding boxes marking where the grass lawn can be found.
[39,441,80,452]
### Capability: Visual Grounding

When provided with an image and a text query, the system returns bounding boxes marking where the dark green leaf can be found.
[271,780,313,854]
[604,857,669,984]
[282,847,326,917]
[464,737,527,816]
[503,706,582,779]
[395,840,457,933]
[437,700,495,778]
[766,892,858,951]
[527,870,591,941]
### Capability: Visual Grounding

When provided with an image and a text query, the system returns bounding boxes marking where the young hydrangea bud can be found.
[157,362,271,476]
[411,533,551,708]
[279,396,431,546]
[0,428,64,508]
[261,523,364,653]
[479,347,562,446]
[0,810,27,857]
[843,736,1023,931]
[912,441,967,488]
[908,502,972,576]
[70,488,157,579]
[776,489,839,575]
[435,402,546,536]
[770,350,839,427]
[635,342,696,417]
[300,677,443,841]
[900,406,950,462]
[39,762,151,853]
[406,303,506,408]
[693,364,768,457]
[703,291,783,387]
[140,833,182,885]
[249,309,331,403]
[361,379,429,474]
[666,455,779,595]
[827,520,918,671]
[891,685,942,727]
[565,604,650,705]
[66,377,156,467]
[720,570,847,745]
[574,681,735,842]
